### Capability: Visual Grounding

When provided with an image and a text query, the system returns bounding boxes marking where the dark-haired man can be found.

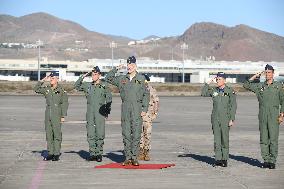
[244,64,284,169]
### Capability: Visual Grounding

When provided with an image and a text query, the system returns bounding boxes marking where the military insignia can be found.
[135,80,142,84]
[260,87,265,92]
[55,91,60,94]
[87,86,92,92]
[223,93,229,96]
[213,92,218,97]
[99,84,106,89]
[232,91,236,95]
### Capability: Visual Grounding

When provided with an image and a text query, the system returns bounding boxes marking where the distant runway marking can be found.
[28,161,47,189]
[64,120,121,124]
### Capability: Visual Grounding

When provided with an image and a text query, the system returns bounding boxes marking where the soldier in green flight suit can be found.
[201,72,237,167]
[105,56,150,166]
[34,71,69,161]
[74,66,112,162]
[243,64,284,169]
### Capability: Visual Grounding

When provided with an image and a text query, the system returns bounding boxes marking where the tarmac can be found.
[0,95,283,189]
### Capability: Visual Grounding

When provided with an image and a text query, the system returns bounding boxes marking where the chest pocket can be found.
[134,79,144,100]
[52,91,62,105]
[221,93,230,104]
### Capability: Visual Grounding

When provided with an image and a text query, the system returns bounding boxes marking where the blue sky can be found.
[0,0,283,39]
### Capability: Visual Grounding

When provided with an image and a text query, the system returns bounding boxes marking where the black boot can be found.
[214,160,223,167]
[52,155,60,161]
[43,154,54,161]
[262,162,270,168]
[96,155,102,162]
[269,163,276,169]
[221,160,228,167]
[88,155,97,161]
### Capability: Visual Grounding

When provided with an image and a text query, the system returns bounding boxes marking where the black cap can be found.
[265,64,274,71]
[49,71,59,77]
[92,66,101,73]
[216,72,226,79]
[143,74,150,81]
[127,56,136,64]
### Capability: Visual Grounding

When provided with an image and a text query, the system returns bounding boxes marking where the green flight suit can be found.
[201,83,237,161]
[74,76,112,156]
[105,68,150,160]
[244,80,284,163]
[34,81,69,156]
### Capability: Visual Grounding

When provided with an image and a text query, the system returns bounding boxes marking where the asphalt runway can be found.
[0,96,283,189]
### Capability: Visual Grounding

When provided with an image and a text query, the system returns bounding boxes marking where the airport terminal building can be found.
[0,58,284,83]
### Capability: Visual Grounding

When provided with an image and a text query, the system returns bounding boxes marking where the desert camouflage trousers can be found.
[140,120,152,150]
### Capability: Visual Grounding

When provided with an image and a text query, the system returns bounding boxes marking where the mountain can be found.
[177,22,284,61]
[0,12,284,61]
[0,12,132,60]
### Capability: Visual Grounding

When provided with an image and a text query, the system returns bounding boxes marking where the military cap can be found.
[49,71,59,77]
[265,64,274,71]
[216,72,226,79]
[92,66,101,73]
[127,56,136,64]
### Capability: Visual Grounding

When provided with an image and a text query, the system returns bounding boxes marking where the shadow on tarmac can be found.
[178,153,215,166]
[103,150,125,163]
[178,153,262,167]
[229,154,262,168]
[31,150,49,158]
[64,150,89,160]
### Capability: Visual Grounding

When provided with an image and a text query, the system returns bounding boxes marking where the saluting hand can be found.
[41,75,50,82]
[207,77,216,85]
[116,64,124,70]
[249,71,264,81]
[83,72,91,78]
[60,117,65,123]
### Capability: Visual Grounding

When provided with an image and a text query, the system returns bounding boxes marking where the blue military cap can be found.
[92,66,101,73]
[143,74,150,81]
[216,72,226,79]
[265,64,274,71]
[127,56,136,64]
[49,71,59,77]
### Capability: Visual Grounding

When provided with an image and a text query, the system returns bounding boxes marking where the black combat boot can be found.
[262,162,270,168]
[43,154,54,161]
[221,160,228,167]
[214,160,223,167]
[269,163,276,169]
[96,155,102,162]
[88,155,97,161]
[52,155,60,161]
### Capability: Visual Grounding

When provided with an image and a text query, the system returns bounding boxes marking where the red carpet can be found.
[95,163,175,169]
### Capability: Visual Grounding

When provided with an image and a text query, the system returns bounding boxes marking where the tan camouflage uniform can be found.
[139,84,159,160]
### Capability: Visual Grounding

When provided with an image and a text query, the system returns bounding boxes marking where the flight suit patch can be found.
[212,92,218,97]
[135,80,142,84]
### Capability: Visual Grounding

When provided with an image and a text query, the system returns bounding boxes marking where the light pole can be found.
[180,42,188,83]
[36,39,43,81]
[109,41,117,68]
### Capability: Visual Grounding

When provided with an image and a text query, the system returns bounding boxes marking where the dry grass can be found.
[0,81,249,95]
